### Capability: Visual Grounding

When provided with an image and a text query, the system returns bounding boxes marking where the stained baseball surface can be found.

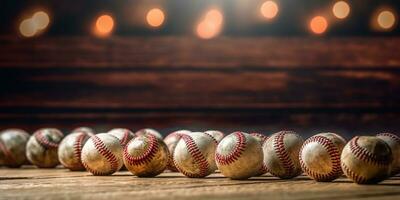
[81,133,124,175]
[26,128,64,168]
[204,130,225,142]
[123,134,169,177]
[173,132,217,178]
[249,133,269,176]
[263,131,304,179]
[58,131,91,171]
[72,127,96,136]
[135,128,163,140]
[376,133,400,175]
[341,136,392,184]
[107,128,136,147]
[300,132,346,182]
[164,130,191,171]
[216,132,263,179]
[0,129,30,167]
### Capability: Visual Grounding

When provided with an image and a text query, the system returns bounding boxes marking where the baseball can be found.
[299,133,346,182]
[81,133,124,175]
[0,129,30,167]
[376,133,400,175]
[123,134,169,177]
[136,128,163,140]
[263,131,304,179]
[58,131,91,171]
[173,132,217,178]
[204,130,225,142]
[249,133,269,176]
[341,136,392,184]
[26,128,64,168]
[107,128,136,147]
[216,131,263,179]
[164,130,191,171]
[72,127,96,136]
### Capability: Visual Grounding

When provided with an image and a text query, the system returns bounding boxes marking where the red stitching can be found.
[120,130,131,147]
[250,133,269,144]
[34,130,60,149]
[215,131,246,166]
[175,134,210,178]
[0,140,16,164]
[341,162,368,184]
[165,133,183,171]
[203,132,218,144]
[73,132,88,168]
[377,133,400,144]
[272,131,296,178]
[350,136,391,166]
[299,135,342,181]
[123,134,159,166]
[89,135,119,174]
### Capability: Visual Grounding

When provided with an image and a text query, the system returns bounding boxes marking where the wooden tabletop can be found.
[1,167,399,199]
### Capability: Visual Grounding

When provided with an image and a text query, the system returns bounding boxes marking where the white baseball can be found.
[72,127,96,136]
[249,133,269,176]
[26,128,64,168]
[173,132,217,178]
[377,133,400,175]
[0,129,30,167]
[107,128,136,147]
[341,136,392,184]
[58,131,90,171]
[263,131,304,179]
[81,133,124,175]
[164,130,191,171]
[204,130,225,142]
[136,128,163,140]
[299,132,346,182]
[123,134,169,177]
[216,132,263,179]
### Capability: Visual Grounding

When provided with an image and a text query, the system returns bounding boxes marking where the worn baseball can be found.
[123,134,169,177]
[204,130,225,142]
[376,133,400,175]
[164,130,191,171]
[216,132,263,179]
[26,128,64,168]
[136,128,163,140]
[300,133,346,181]
[72,127,96,136]
[0,129,30,167]
[174,132,217,178]
[341,136,392,184]
[263,131,304,179]
[81,133,124,175]
[250,133,269,176]
[108,128,136,147]
[58,131,91,171]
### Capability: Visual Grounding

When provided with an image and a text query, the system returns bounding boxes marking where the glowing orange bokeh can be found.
[377,10,396,30]
[146,8,165,28]
[332,1,350,19]
[196,9,223,39]
[310,16,328,34]
[32,11,50,30]
[95,14,114,37]
[260,1,279,19]
[19,19,36,37]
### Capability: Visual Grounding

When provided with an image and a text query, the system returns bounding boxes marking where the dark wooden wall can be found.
[1,36,400,138]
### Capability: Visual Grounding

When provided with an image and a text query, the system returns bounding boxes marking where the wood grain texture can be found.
[0,168,399,200]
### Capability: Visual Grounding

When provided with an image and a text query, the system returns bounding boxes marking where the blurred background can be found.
[0,0,400,138]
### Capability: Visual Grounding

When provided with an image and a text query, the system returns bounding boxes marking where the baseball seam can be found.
[203,132,218,144]
[34,131,60,149]
[272,131,295,178]
[0,140,17,164]
[120,130,131,147]
[341,161,368,184]
[215,131,246,166]
[73,132,87,168]
[174,134,210,178]
[84,136,119,175]
[377,133,400,144]
[250,133,269,144]
[350,136,391,166]
[299,135,342,181]
[123,134,159,166]
[166,135,182,171]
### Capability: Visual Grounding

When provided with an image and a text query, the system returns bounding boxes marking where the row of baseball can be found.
[0,127,399,184]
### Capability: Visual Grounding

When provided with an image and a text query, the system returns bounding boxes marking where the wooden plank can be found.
[1,37,400,69]
[0,168,399,200]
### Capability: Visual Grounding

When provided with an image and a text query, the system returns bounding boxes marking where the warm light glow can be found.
[377,10,396,29]
[332,1,350,19]
[196,9,223,39]
[260,1,279,19]
[310,16,328,34]
[146,8,165,28]
[19,19,36,37]
[95,14,114,36]
[32,11,50,30]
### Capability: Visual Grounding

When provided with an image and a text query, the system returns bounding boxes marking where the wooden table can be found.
[1,167,399,199]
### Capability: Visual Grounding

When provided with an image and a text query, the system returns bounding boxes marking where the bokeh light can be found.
[260,1,279,20]
[377,10,396,30]
[196,9,223,39]
[332,1,350,19]
[19,18,36,37]
[310,16,328,34]
[32,11,50,30]
[146,8,165,28]
[95,14,114,37]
